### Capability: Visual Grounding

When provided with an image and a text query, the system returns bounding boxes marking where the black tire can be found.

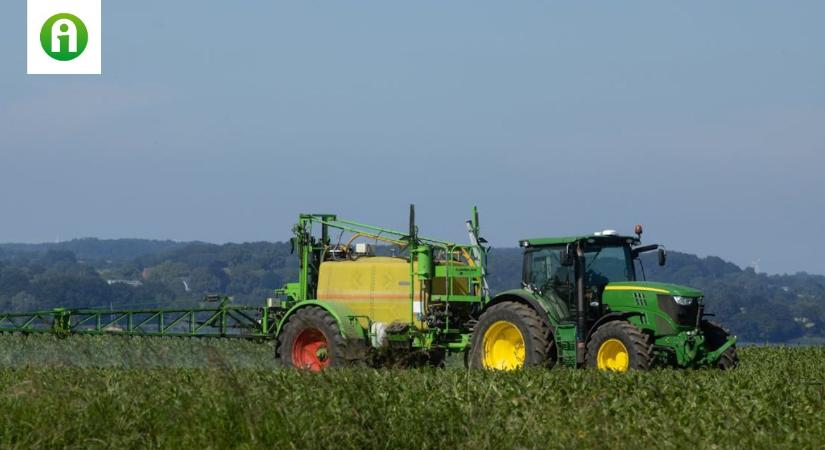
[469,302,554,370]
[586,321,653,371]
[701,320,739,370]
[277,306,364,370]
[716,347,739,370]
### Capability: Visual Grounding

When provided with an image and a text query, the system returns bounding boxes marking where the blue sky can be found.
[1,1,823,275]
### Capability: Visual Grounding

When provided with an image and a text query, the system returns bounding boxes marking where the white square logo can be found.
[27,0,102,75]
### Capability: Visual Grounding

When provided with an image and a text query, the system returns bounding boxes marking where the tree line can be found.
[1,239,823,343]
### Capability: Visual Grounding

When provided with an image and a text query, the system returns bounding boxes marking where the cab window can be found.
[524,247,573,300]
[583,245,634,286]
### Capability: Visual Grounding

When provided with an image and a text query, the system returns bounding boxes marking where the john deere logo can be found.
[40,13,88,61]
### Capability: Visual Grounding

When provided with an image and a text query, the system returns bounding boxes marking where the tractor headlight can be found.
[673,296,694,306]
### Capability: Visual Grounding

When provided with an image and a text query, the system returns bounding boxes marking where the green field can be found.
[0,336,822,449]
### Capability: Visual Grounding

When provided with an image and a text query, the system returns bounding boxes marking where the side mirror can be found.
[289,237,296,255]
[658,248,667,266]
[560,244,575,267]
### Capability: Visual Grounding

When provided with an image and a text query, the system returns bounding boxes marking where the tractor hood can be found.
[604,281,703,298]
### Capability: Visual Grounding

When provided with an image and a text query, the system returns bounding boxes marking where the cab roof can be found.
[519,235,639,247]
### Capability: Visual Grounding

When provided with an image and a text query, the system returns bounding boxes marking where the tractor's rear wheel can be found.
[586,321,652,372]
[470,302,553,370]
[701,320,739,370]
[278,306,356,371]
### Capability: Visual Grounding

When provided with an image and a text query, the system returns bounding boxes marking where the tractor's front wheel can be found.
[701,320,739,370]
[586,321,652,372]
[278,306,358,371]
[470,302,553,370]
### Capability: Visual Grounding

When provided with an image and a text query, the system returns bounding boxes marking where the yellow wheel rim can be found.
[482,321,525,370]
[597,338,629,372]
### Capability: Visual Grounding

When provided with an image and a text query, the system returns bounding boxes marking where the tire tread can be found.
[470,301,554,369]
[586,321,653,370]
[278,306,364,368]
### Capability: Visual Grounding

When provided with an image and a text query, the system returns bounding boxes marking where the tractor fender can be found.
[486,289,566,329]
[276,300,368,342]
[586,311,644,341]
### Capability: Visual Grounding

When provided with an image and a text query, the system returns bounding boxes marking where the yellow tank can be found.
[316,256,474,327]
[317,257,422,326]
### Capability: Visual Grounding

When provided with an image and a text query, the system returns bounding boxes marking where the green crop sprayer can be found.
[0,206,737,371]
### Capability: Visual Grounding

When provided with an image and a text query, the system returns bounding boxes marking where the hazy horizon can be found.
[0,233,801,277]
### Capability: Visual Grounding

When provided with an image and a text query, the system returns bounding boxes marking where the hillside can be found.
[1,239,824,343]
[0,238,188,265]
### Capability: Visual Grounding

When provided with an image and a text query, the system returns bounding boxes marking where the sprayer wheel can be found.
[278,306,360,371]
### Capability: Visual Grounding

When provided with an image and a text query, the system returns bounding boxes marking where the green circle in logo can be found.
[40,13,89,61]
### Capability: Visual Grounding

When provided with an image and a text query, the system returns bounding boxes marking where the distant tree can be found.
[10,291,37,312]
[0,267,31,295]
[32,275,111,309]
[39,250,77,266]
[188,266,229,295]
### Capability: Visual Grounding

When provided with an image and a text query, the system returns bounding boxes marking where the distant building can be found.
[106,279,143,287]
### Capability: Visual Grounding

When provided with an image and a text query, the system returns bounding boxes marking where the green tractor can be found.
[473,226,739,371]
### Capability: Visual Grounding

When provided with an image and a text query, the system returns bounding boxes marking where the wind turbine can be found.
[750,258,761,273]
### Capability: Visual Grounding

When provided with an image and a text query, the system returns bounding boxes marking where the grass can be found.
[0,335,823,449]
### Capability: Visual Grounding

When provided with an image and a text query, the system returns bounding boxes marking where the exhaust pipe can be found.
[576,242,586,365]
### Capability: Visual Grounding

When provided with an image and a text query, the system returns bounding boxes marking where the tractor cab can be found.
[519,230,667,322]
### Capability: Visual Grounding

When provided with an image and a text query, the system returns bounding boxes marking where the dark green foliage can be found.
[0,238,187,264]
[0,240,295,311]
[0,339,822,449]
[0,267,30,294]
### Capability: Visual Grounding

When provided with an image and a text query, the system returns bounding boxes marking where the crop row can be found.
[0,336,823,449]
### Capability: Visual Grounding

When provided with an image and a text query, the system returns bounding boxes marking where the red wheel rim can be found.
[292,328,330,371]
